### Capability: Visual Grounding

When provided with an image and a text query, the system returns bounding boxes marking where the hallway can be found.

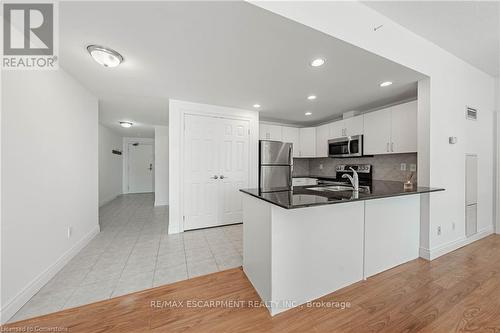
[10,194,243,322]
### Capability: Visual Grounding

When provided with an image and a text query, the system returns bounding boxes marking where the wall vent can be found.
[466,106,477,120]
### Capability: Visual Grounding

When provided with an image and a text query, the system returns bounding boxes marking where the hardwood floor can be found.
[4,235,500,333]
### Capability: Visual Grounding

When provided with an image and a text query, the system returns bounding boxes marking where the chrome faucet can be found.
[342,167,359,192]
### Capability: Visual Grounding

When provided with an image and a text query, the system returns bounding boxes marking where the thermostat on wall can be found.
[449,137,457,144]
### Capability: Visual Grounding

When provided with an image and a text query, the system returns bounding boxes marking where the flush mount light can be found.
[380,81,393,87]
[307,95,317,100]
[253,104,261,108]
[310,58,325,67]
[305,112,312,116]
[87,45,124,68]
[120,121,133,128]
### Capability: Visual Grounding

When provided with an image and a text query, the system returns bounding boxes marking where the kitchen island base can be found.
[242,193,420,316]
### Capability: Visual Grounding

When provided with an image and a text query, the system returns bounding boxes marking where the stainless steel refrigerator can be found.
[259,140,293,192]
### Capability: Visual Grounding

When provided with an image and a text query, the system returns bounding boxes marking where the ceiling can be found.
[364,1,500,77]
[59,1,425,136]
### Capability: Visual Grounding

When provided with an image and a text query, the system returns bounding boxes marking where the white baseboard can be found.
[419,226,493,261]
[0,224,100,324]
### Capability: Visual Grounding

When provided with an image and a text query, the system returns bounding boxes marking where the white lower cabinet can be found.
[292,177,318,187]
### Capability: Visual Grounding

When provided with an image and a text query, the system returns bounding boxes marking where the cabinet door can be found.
[282,126,300,157]
[390,101,417,153]
[329,120,344,138]
[363,108,392,155]
[259,124,282,141]
[299,127,316,157]
[344,115,364,137]
[315,124,330,157]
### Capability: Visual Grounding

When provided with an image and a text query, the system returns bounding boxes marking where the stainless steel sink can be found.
[307,185,354,192]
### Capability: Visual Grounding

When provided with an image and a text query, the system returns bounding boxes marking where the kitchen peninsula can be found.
[240,181,444,315]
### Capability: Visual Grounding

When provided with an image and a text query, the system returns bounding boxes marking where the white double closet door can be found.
[183,114,249,230]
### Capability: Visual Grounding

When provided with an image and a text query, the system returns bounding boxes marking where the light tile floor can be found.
[10,193,243,322]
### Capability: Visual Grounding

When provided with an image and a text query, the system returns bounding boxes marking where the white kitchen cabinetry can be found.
[329,121,344,139]
[298,127,316,158]
[282,126,300,158]
[315,124,330,157]
[344,115,364,137]
[292,177,318,187]
[364,108,392,155]
[363,101,417,155]
[390,101,417,153]
[259,124,282,141]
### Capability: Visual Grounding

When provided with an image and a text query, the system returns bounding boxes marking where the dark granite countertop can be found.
[240,180,444,209]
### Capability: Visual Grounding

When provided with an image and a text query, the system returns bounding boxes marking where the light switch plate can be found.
[410,164,417,172]
[400,163,407,171]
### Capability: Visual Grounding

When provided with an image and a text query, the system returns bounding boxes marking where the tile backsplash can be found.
[293,153,417,182]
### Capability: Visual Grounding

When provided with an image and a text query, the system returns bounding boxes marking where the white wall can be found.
[154,126,169,206]
[122,137,155,194]
[252,1,496,259]
[98,124,123,206]
[496,77,500,234]
[169,100,259,234]
[1,70,99,322]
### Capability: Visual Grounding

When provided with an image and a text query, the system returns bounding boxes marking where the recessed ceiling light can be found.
[380,81,393,87]
[310,58,325,67]
[120,121,133,128]
[253,104,261,108]
[87,45,124,68]
[307,95,317,100]
[305,112,312,116]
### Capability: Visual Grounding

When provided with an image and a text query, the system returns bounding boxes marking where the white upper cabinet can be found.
[328,115,364,139]
[344,115,364,137]
[315,124,330,158]
[364,108,392,155]
[363,101,417,155]
[298,127,316,158]
[390,101,417,153]
[259,123,282,141]
[329,121,344,139]
[282,126,300,157]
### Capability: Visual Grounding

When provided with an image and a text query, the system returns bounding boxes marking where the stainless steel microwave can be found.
[328,135,363,158]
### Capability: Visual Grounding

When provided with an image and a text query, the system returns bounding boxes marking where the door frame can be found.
[169,100,259,234]
[122,137,155,194]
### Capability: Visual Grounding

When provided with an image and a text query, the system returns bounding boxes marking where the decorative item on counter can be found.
[404,172,415,191]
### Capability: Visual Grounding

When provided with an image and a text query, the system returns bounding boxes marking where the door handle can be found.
[220,175,227,179]
[211,175,219,179]
[391,142,394,152]
[149,163,153,171]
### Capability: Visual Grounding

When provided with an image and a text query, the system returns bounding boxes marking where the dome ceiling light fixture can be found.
[87,45,124,68]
